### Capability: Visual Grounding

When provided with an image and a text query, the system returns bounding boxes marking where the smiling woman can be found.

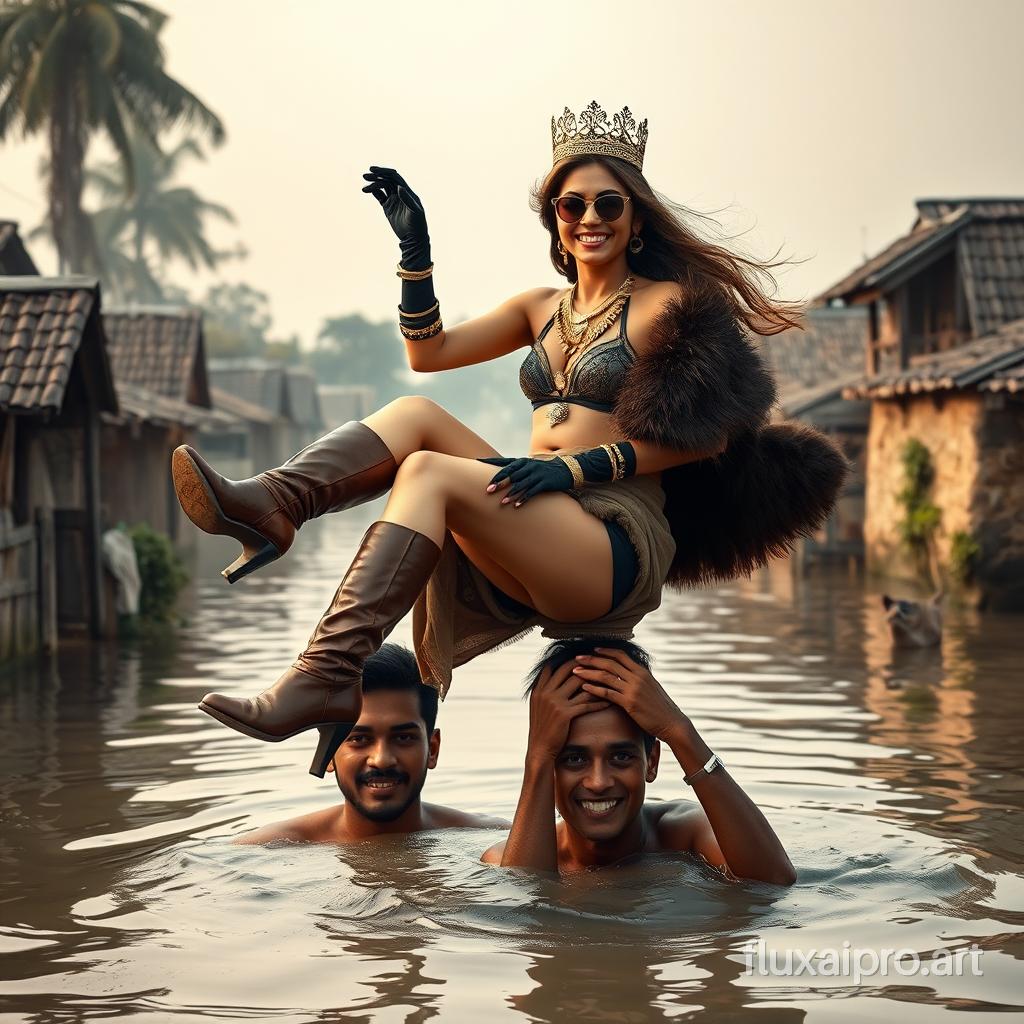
[172,99,849,779]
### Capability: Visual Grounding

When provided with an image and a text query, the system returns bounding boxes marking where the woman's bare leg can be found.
[362,395,501,463]
[380,451,614,622]
[361,396,533,603]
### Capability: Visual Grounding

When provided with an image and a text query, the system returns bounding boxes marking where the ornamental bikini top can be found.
[519,295,636,413]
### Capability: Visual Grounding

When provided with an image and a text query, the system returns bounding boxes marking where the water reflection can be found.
[1,512,1022,1022]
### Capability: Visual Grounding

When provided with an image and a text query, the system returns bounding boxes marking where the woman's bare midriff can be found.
[529,404,624,455]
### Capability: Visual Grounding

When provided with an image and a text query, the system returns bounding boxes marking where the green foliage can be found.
[949,529,981,585]
[895,438,941,578]
[129,524,189,623]
[200,282,276,358]
[0,0,225,273]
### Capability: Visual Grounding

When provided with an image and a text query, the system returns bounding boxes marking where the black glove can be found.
[362,165,436,321]
[361,165,431,270]
[479,456,574,506]
[479,443,636,506]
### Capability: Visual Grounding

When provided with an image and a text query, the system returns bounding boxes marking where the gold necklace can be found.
[558,275,634,359]
[545,275,635,426]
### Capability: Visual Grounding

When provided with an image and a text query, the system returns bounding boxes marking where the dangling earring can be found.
[629,234,644,254]
[557,240,569,266]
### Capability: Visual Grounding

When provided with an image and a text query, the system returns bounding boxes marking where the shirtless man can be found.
[236,644,507,845]
[482,638,796,884]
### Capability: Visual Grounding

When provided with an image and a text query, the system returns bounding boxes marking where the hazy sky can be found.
[1,0,1021,346]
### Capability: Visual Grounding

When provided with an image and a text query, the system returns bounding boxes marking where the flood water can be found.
[1,507,1022,1022]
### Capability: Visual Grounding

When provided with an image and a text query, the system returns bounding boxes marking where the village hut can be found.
[206,358,301,465]
[201,386,283,477]
[757,305,871,560]
[317,384,376,427]
[100,307,233,545]
[817,198,1024,609]
[0,277,117,656]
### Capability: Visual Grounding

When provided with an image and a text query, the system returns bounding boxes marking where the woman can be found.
[173,101,848,777]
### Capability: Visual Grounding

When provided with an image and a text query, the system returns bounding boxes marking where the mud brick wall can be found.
[864,393,1024,608]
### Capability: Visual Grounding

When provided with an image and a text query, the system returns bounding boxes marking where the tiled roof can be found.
[102,306,211,408]
[815,199,1024,326]
[757,306,868,415]
[105,381,236,430]
[0,276,117,415]
[815,205,969,304]
[207,359,290,418]
[209,384,282,425]
[959,218,1024,336]
[842,316,1024,398]
[0,221,39,275]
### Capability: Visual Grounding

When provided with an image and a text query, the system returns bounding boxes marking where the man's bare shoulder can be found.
[423,802,510,831]
[480,837,507,864]
[232,806,338,846]
[646,799,706,852]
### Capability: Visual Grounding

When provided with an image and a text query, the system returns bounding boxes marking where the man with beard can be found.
[235,644,507,844]
[481,638,796,884]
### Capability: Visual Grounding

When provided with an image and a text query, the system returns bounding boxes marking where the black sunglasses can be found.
[551,192,631,225]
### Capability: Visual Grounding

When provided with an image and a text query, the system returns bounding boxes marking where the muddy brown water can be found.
[1,510,1022,1022]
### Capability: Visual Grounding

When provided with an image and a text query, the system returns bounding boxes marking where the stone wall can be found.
[864,392,1024,609]
[863,393,980,579]
[973,395,1024,609]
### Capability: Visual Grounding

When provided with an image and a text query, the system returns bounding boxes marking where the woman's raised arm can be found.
[405,286,557,373]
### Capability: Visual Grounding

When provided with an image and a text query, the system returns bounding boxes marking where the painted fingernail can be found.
[575,654,589,660]
[501,497,509,504]
[487,484,496,492]
[515,501,522,508]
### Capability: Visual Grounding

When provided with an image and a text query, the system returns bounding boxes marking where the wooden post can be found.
[36,506,57,652]
[867,301,879,376]
[83,410,105,638]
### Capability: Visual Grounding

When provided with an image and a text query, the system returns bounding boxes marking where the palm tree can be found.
[0,0,224,273]
[83,130,241,301]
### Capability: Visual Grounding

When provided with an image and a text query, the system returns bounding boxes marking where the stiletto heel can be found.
[197,522,441,753]
[309,723,353,778]
[170,422,398,583]
[222,541,281,584]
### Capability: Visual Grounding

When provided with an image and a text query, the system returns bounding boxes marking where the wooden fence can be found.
[0,509,56,660]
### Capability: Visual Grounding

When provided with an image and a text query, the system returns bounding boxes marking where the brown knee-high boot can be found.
[171,421,398,583]
[197,521,441,776]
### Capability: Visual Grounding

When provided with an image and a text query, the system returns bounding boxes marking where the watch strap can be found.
[683,752,723,786]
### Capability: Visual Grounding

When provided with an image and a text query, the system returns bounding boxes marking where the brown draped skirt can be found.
[411,469,677,698]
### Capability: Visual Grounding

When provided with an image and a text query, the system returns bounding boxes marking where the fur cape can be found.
[612,284,851,589]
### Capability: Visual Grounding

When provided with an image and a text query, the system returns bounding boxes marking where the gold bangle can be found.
[559,455,585,489]
[600,443,621,481]
[397,262,434,281]
[399,300,439,318]
[610,442,627,480]
[399,317,444,340]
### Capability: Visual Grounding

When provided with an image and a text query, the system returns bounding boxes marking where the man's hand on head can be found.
[572,648,689,743]
[527,659,610,765]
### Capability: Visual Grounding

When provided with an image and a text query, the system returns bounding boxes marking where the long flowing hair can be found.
[530,156,806,336]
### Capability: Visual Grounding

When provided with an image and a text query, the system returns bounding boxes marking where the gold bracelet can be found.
[399,317,444,340]
[610,442,627,480]
[559,455,585,489]
[398,300,439,319]
[396,262,434,281]
[600,443,622,481]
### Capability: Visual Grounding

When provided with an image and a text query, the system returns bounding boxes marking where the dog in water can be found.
[882,591,944,648]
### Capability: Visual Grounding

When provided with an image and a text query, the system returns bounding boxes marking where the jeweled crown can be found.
[550,100,648,172]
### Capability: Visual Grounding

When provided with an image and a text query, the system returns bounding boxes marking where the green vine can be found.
[896,438,941,579]
[949,529,980,585]
[129,523,190,623]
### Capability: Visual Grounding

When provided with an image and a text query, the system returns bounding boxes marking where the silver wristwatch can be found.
[683,752,724,786]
